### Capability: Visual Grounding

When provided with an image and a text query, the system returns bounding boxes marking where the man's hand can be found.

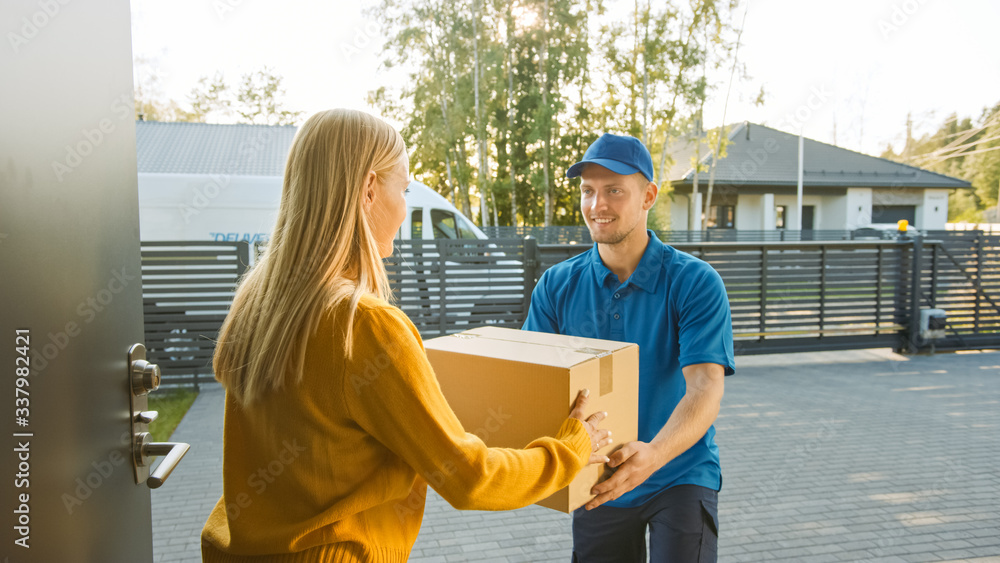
[584,363,724,511]
[585,440,663,510]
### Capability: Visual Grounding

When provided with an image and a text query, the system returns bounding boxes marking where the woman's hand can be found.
[569,389,612,465]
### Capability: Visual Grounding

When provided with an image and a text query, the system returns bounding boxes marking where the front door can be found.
[802,205,815,230]
[1,2,183,561]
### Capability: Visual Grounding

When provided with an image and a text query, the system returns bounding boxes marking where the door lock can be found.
[131,357,160,396]
[128,344,190,488]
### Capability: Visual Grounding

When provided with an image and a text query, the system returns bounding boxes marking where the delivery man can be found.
[523,133,735,562]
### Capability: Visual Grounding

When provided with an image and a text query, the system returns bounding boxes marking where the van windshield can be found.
[431,209,458,239]
[456,215,480,239]
[431,208,480,239]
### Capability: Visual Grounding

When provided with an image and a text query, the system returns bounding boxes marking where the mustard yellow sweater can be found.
[201,295,591,562]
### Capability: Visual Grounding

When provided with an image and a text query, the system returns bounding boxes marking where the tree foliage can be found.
[882,103,1000,223]
[369,0,742,227]
[233,68,303,125]
[133,59,302,126]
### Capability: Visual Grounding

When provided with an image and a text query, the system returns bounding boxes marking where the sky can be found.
[129,0,1000,158]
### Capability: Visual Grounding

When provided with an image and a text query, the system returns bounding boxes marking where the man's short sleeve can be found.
[676,263,735,375]
[523,270,560,334]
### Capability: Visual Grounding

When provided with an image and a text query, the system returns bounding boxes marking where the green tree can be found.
[883,103,1000,223]
[371,0,743,228]
[234,68,303,125]
[133,55,194,121]
[371,0,479,219]
[187,72,231,123]
[599,0,741,229]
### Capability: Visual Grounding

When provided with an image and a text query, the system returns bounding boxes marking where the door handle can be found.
[134,432,191,488]
[128,343,191,487]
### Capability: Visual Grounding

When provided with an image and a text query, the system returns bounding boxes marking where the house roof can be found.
[667,122,971,189]
[135,121,298,176]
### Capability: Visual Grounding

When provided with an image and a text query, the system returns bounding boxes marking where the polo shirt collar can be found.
[589,230,665,292]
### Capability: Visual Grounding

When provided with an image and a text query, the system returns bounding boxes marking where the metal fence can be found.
[482,226,925,245]
[917,231,1000,351]
[384,239,534,338]
[534,240,911,355]
[141,233,999,384]
[140,241,250,387]
[534,234,999,354]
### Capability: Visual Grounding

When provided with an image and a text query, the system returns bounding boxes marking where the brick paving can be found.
[152,348,1000,562]
[151,384,225,563]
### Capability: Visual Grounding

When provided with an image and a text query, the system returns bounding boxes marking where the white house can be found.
[667,122,972,231]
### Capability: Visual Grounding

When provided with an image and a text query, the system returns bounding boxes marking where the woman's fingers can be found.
[586,410,608,427]
[572,389,614,458]
[569,388,590,419]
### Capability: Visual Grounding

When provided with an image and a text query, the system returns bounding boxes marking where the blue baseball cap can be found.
[566,133,654,182]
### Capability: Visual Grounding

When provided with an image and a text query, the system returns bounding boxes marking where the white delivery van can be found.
[137,176,485,243]
[401,181,488,241]
[134,121,486,243]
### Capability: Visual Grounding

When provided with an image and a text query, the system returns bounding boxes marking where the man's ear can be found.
[642,181,659,210]
[362,170,378,213]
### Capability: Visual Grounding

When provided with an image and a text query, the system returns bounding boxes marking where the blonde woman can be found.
[201,109,611,562]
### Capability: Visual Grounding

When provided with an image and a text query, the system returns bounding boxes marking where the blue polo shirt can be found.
[523,230,735,508]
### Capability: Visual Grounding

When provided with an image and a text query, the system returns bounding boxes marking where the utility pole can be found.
[795,131,804,231]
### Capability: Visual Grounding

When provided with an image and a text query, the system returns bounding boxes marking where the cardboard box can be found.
[423,326,639,513]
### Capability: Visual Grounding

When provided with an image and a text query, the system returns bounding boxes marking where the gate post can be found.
[906,234,924,354]
[522,237,539,322]
[437,239,447,336]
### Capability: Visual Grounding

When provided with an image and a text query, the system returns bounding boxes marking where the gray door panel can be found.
[2,2,172,561]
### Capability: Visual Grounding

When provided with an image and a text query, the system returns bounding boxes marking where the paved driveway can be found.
[153,348,1000,563]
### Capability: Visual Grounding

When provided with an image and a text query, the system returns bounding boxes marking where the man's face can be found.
[579,164,655,245]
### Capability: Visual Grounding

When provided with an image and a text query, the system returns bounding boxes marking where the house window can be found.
[707,205,735,229]
[776,206,787,229]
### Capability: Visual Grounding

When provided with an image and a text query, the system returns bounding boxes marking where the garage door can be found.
[873,205,916,226]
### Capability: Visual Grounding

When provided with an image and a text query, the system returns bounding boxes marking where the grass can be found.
[147,387,199,442]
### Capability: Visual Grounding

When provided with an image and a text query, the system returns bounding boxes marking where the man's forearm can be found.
[648,365,724,468]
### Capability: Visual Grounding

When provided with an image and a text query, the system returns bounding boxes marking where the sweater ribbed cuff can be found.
[557,417,592,466]
[202,540,410,563]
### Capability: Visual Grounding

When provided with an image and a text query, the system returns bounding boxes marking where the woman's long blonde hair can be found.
[214,109,404,406]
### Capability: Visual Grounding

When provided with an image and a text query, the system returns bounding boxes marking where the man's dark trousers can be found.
[571,484,719,562]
